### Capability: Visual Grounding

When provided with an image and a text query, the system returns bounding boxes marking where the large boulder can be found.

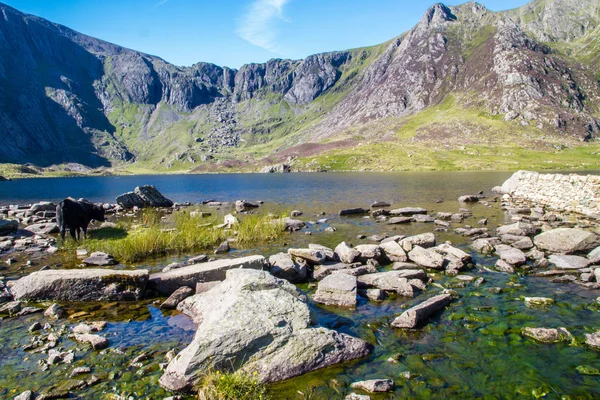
[534,228,600,254]
[116,185,174,209]
[0,219,18,235]
[494,244,527,266]
[159,269,372,391]
[408,246,445,270]
[10,269,148,301]
[149,255,266,295]
[497,222,539,237]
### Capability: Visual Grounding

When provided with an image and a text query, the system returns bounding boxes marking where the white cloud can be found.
[236,0,290,53]
[156,0,170,6]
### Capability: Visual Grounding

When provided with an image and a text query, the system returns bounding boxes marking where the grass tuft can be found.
[63,209,286,264]
[197,370,270,400]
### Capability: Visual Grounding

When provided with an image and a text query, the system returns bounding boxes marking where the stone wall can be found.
[500,170,600,217]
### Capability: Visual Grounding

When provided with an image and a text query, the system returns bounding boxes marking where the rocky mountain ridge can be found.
[0,0,599,171]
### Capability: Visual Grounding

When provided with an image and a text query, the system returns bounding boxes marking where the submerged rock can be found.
[391,293,453,329]
[11,269,148,301]
[585,331,600,349]
[521,327,572,343]
[83,252,117,266]
[350,379,395,393]
[159,269,372,391]
[73,333,109,350]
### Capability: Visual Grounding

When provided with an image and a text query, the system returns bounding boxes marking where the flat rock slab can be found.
[390,207,427,216]
[159,269,372,391]
[549,255,590,270]
[494,245,526,266]
[534,228,600,254]
[24,223,59,235]
[11,269,148,301]
[313,273,357,308]
[399,233,436,252]
[148,255,266,295]
[357,272,416,296]
[408,246,445,269]
[522,327,572,343]
[391,293,453,329]
[83,252,117,266]
[351,379,395,393]
[339,208,369,216]
[313,263,356,280]
[73,333,109,350]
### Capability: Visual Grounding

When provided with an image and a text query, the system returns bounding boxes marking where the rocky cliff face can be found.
[0,0,598,169]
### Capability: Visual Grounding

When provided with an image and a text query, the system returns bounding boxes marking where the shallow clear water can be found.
[2,171,600,399]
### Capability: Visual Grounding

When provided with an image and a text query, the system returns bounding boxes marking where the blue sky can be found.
[3,0,531,68]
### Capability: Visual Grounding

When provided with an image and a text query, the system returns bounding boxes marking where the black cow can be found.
[56,198,106,241]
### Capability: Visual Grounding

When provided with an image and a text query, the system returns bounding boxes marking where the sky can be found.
[2,0,531,69]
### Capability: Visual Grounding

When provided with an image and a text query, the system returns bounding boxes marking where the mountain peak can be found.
[419,3,457,29]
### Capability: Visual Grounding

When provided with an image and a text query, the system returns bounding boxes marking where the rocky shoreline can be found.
[2,171,600,399]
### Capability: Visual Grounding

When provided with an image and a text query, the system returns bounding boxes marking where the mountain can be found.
[0,0,599,173]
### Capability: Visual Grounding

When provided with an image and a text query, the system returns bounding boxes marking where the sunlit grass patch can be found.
[197,370,270,400]
[63,209,287,264]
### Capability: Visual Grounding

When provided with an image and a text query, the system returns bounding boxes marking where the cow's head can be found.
[92,205,106,222]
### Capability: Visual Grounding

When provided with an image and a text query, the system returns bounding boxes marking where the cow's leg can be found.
[82,224,89,240]
[69,227,77,240]
[60,226,66,242]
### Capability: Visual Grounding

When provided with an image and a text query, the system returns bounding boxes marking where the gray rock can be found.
[269,252,308,283]
[408,246,445,270]
[379,240,408,262]
[458,195,479,202]
[391,293,453,329]
[159,269,372,391]
[14,391,34,400]
[331,264,377,277]
[534,228,600,254]
[73,333,109,350]
[83,252,117,266]
[282,218,305,231]
[357,272,416,296]
[288,248,326,265]
[334,242,361,264]
[522,327,572,343]
[371,201,390,208]
[399,233,436,252]
[44,303,67,319]
[497,222,539,237]
[313,263,357,280]
[495,259,515,273]
[0,301,22,315]
[413,214,435,223]
[308,244,336,260]
[363,289,386,301]
[390,207,427,215]
[163,262,185,272]
[588,246,600,264]
[235,200,259,212]
[388,217,413,224]
[585,331,600,349]
[24,223,59,235]
[354,244,382,261]
[161,286,194,309]
[11,269,148,301]
[195,281,222,294]
[117,185,174,209]
[548,254,590,270]
[350,379,395,393]
[290,210,303,217]
[494,244,527,266]
[149,255,266,295]
[345,393,371,400]
[187,254,209,265]
[260,164,291,173]
[0,219,18,235]
[214,240,231,254]
[313,273,357,308]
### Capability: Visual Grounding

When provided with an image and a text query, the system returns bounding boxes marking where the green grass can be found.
[63,209,287,264]
[197,371,270,400]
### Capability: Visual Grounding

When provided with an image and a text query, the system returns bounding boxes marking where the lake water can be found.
[0,171,514,207]
[3,171,600,399]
